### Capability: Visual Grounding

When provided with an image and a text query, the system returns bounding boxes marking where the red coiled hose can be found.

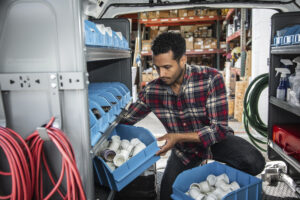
[26,117,86,200]
[0,126,35,200]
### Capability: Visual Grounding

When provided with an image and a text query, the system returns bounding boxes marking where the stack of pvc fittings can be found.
[98,135,146,171]
[186,173,240,200]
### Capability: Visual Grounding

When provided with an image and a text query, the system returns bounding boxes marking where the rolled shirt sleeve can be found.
[197,73,234,148]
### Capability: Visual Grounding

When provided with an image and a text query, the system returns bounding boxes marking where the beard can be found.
[162,65,185,86]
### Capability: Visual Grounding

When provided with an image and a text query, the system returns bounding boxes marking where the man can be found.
[121,32,265,200]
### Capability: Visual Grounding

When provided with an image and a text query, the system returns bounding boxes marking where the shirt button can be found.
[183,122,187,126]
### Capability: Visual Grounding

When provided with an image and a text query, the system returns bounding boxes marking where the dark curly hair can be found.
[151,32,186,61]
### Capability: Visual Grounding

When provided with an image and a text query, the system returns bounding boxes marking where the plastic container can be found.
[172,162,262,200]
[88,100,110,146]
[93,124,160,191]
[85,20,97,46]
[95,24,108,46]
[89,95,116,123]
[273,124,300,162]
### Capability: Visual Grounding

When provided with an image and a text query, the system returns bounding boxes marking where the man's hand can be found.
[156,133,180,156]
[155,132,200,156]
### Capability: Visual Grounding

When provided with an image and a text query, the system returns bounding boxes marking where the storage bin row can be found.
[172,162,262,200]
[88,82,131,146]
[273,24,300,46]
[85,20,129,49]
[93,124,160,191]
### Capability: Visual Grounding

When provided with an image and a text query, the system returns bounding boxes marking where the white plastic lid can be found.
[105,27,113,36]
[96,24,106,35]
[116,32,123,40]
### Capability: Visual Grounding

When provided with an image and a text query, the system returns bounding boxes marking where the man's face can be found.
[153,50,186,86]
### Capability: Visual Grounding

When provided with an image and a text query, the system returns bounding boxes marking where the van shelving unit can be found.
[0,1,132,199]
[268,11,300,175]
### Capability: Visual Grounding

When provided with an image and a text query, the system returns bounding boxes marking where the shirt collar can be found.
[163,64,192,95]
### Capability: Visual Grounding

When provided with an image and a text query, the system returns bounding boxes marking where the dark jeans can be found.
[160,135,266,200]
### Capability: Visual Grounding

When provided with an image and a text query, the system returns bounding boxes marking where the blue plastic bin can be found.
[85,20,98,46]
[95,23,108,46]
[88,100,110,146]
[93,124,160,191]
[89,95,116,123]
[172,162,262,200]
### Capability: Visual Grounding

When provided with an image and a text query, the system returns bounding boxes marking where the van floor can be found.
[135,112,300,200]
[95,112,300,199]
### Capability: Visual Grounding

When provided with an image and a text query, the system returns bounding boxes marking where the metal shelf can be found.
[91,100,132,155]
[86,47,131,62]
[268,141,300,173]
[270,96,300,117]
[225,9,235,21]
[271,45,300,54]
[139,16,224,27]
[226,30,241,43]
[141,49,226,57]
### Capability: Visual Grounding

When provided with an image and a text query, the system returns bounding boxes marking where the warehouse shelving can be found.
[141,48,226,56]
[268,12,300,175]
[138,10,225,70]
[225,8,235,21]
[139,15,224,27]
[226,30,241,43]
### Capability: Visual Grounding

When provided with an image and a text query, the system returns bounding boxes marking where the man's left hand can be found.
[155,133,179,156]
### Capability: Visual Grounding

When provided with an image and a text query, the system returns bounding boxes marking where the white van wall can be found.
[251,9,277,125]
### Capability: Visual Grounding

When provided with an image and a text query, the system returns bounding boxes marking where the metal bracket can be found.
[0,72,87,129]
[37,127,50,141]
[0,86,6,127]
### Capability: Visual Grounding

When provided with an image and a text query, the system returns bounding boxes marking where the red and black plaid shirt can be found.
[121,64,234,165]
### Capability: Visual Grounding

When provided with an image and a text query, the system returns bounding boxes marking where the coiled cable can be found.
[243,73,269,152]
[26,117,86,200]
[0,126,35,200]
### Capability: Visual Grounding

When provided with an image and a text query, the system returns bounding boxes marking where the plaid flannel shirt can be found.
[121,64,234,165]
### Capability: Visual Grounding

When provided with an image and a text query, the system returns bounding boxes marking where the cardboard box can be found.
[234,80,249,122]
[140,12,147,19]
[187,9,195,17]
[142,40,152,51]
[228,97,235,117]
[159,10,170,18]
[203,38,217,49]
[179,9,188,17]
[185,37,194,50]
[170,9,178,18]
[220,41,227,49]
[148,11,158,19]
[194,38,204,49]
[142,73,154,82]
[149,27,159,40]
[245,50,252,77]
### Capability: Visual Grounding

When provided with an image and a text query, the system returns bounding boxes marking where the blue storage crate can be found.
[95,24,108,46]
[93,124,160,191]
[112,30,120,48]
[98,92,122,115]
[85,20,97,46]
[172,161,262,200]
[89,95,116,123]
[89,100,110,146]
[105,27,113,47]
